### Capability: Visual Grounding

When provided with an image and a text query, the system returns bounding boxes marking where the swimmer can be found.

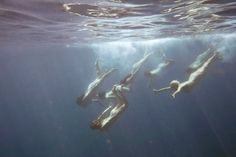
[92,89,117,106]
[145,58,174,88]
[118,51,153,92]
[90,52,152,129]
[94,51,153,100]
[153,51,219,98]
[95,59,102,76]
[131,51,153,75]
[95,51,152,101]
[90,89,128,130]
[94,51,152,104]
[76,60,117,107]
[92,79,131,107]
[187,46,215,73]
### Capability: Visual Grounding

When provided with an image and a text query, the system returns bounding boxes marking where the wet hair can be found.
[76,94,87,107]
[170,80,180,91]
[90,120,102,129]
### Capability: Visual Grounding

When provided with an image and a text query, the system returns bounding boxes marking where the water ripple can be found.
[63,0,236,41]
[0,0,236,43]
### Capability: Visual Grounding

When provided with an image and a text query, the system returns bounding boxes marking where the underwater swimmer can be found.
[131,51,153,74]
[94,51,152,103]
[92,80,130,107]
[187,46,216,73]
[145,59,174,78]
[90,89,128,130]
[153,51,219,98]
[118,51,153,91]
[145,58,174,88]
[90,51,152,129]
[76,60,117,107]
[89,52,153,129]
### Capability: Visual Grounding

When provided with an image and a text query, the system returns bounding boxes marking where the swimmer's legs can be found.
[131,52,153,74]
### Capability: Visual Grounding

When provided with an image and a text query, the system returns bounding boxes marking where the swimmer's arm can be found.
[153,86,171,94]
[92,99,106,106]
[92,98,104,103]
[95,59,102,77]
[92,98,99,102]
[171,87,181,98]
[97,68,115,82]
[91,98,104,106]
[121,86,130,92]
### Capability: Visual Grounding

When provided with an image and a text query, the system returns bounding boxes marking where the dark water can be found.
[0,0,236,157]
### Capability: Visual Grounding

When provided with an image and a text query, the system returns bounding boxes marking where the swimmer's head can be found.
[90,120,102,130]
[170,80,180,91]
[76,94,87,107]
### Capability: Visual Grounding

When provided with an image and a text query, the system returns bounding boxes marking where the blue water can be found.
[1,36,236,157]
[1,0,236,157]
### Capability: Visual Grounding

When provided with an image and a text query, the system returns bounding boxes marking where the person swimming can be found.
[187,46,216,73]
[94,51,153,102]
[145,58,174,88]
[118,51,153,92]
[90,52,152,129]
[144,49,174,88]
[76,59,117,107]
[145,59,174,78]
[90,88,128,130]
[153,51,220,98]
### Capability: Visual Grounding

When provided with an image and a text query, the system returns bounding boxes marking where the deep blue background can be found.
[0,42,235,157]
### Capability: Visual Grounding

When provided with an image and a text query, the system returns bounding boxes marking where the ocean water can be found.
[0,0,236,157]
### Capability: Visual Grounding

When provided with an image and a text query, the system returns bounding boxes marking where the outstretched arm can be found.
[95,59,102,76]
[120,86,131,92]
[91,98,107,107]
[172,86,181,98]
[153,86,171,94]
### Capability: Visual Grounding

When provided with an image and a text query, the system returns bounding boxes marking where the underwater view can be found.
[1,0,236,157]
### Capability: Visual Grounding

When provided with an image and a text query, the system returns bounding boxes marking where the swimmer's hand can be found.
[172,88,181,98]
[172,93,176,98]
